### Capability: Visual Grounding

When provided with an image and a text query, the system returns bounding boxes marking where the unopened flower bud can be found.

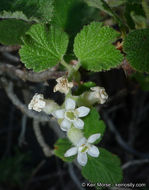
[53,76,73,94]
[80,86,108,106]
[67,127,83,146]
[43,100,60,114]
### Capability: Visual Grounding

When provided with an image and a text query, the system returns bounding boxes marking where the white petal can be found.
[60,119,71,131]
[87,133,101,143]
[76,106,90,117]
[64,147,78,157]
[77,152,87,166]
[91,86,100,92]
[77,137,87,147]
[65,98,76,110]
[73,119,84,129]
[52,109,65,119]
[56,76,64,83]
[38,101,46,107]
[88,145,99,157]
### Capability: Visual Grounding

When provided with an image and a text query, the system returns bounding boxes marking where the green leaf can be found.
[0,19,31,45]
[0,0,12,11]
[54,138,75,162]
[19,24,69,72]
[83,108,106,142]
[35,0,54,23]
[124,0,145,29]
[52,0,99,37]
[107,0,127,7]
[130,13,147,29]
[0,11,32,21]
[82,148,122,184]
[84,0,114,16]
[74,22,123,72]
[123,29,149,73]
[84,0,126,31]
[0,0,54,23]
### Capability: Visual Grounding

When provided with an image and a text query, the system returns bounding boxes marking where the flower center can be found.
[65,111,76,121]
[60,79,67,87]
[79,144,89,153]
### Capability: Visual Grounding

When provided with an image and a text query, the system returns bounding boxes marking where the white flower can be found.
[28,94,46,112]
[52,98,90,131]
[64,133,101,166]
[90,86,108,104]
[28,94,60,114]
[53,76,73,94]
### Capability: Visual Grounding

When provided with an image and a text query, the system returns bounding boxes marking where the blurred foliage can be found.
[131,72,149,91]
[124,28,149,73]
[0,19,31,45]
[124,0,146,29]
[0,0,54,23]
[0,149,31,187]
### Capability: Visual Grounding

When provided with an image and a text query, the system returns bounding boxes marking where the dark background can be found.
[0,0,149,189]
[0,52,149,190]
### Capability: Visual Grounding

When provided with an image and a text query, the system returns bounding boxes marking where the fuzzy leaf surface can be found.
[82,148,122,184]
[74,22,123,71]
[124,29,149,73]
[19,24,69,72]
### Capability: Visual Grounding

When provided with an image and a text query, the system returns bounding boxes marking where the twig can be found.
[68,163,85,190]
[0,45,20,52]
[0,78,50,122]
[2,52,20,62]
[0,77,67,140]
[102,112,149,159]
[122,159,149,170]
[0,63,65,82]
[18,114,27,146]
[48,119,65,138]
[33,119,54,157]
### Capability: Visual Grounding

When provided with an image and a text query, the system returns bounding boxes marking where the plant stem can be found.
[61,59,71,70]
[74,61,81,71]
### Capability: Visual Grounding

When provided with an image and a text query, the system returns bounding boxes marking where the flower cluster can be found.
[28,76,108,166]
